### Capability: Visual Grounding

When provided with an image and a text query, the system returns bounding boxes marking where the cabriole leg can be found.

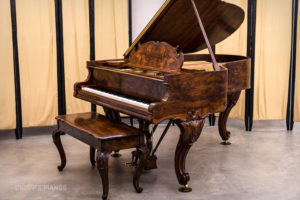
[218,91,241,145]
[52,130,66,171]
[175,118,205,192]
[96,150,111,200]
[133,146,149,193]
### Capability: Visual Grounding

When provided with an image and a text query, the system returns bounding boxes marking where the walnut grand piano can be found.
[74,0,250,192]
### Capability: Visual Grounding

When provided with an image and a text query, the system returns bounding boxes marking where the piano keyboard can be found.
[82,87,150,110]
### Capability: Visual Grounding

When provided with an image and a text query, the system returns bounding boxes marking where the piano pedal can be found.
[111,150,122,157]
[125,151,139,167]
[220,140,231,145]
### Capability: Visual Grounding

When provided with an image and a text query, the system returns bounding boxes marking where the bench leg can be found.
[133,146,149,193]
[52,130,66,171]
[90,147,96,167]
[96,150,111,200]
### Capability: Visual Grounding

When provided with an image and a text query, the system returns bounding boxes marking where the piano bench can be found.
[52,112,149,200]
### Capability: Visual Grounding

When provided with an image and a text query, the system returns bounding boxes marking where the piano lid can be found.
[124,0,245,57]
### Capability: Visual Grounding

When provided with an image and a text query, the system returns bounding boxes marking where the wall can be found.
[131,0,165,41]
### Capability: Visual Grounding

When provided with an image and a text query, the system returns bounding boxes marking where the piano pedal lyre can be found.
[144,124,158,170]
[125,150,139,167]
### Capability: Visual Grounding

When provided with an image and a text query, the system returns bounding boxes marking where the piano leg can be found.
[175,118,205,192]
[218,91,241,145]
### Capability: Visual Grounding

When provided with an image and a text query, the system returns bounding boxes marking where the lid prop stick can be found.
[190,0,220,71]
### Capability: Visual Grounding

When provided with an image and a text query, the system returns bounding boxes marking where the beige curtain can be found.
[216,0,292,120]
[62,0,91,114]
[253,0,291,120]
[95,0,129,60]
[62,0,129,115]
[216,0,248,120]
[0,0,16,130]
[294,2,300,121]
[16,0,58,127]
[1,0,299,129]
[0,0,129,129]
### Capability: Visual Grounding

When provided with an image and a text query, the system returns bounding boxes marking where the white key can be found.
[82,87,150,110]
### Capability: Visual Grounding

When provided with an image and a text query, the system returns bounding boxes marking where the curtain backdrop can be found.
[1,0,300,129]
[62,0,91,114]
[95,0,129,60]
[217,0,293,120]
[253,0,292,120]
[15,0,58,127]
[0,0,16,129]
[62,0,129,115]
[294,2,300,121]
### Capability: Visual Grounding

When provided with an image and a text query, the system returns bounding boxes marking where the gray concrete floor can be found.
[1,119,300,200]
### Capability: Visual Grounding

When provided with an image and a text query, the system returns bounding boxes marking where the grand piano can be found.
[74,0,250,192]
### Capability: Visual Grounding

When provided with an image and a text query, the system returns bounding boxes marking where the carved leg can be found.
[96,150,111,200]
[52,130,66,171]
[218,91,241,145]
[175,118,205,192]
[133,146,149,193]
[90,147,95,167]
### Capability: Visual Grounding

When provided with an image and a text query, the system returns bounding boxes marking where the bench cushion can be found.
[56,112,139,140]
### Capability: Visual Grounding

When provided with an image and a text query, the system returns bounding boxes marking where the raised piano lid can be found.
[124,0,245,57]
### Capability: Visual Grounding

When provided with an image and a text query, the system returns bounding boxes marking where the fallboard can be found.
[90,66,168,102]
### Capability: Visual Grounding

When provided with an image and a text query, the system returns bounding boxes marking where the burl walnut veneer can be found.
[72,0,250,193]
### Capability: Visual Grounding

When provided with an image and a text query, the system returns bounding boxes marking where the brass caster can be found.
[178,184,192,192]
[220,140,231,145]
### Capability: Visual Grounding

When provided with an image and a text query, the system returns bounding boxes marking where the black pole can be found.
[10,0,23,139]
[209,45,216,126]
[286,0,298,131]
[128,0,135,126]
[55,0,66,115]
[89,0,96,113]
[128,0,133,46]
[245,0,257,131]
